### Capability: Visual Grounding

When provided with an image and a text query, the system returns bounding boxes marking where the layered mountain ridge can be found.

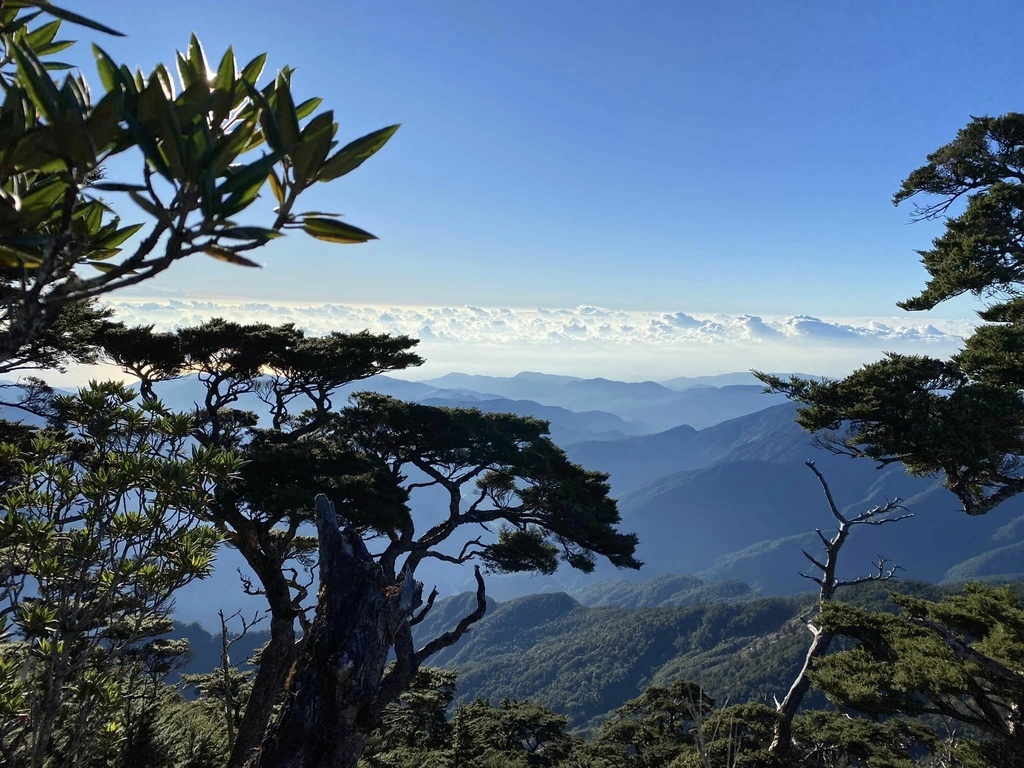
[18,370,1011,625]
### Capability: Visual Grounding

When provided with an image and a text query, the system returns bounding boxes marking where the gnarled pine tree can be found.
[759,112,1024,517]
[100,320,641,768]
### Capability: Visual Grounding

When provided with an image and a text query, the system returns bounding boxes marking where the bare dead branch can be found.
[814,528,831,549]
[805,460,847,524]
[457,537,484,560]
[801,549,827,572]
[856,511,914,527]
[410,587,438,627]
[836,555,905,590]
[799,571,824,587]
[237,570,265,597]
[772,464,914,759]
[415,565,487,665]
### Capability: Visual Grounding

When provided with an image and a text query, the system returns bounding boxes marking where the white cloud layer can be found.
[91,299,978,382]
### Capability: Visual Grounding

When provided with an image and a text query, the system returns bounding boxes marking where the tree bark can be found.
[769,460,909,759]
[769,628,834,758]
[228,606,297,767]
[243,495,422,768]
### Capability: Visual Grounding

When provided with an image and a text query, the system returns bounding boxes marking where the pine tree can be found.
[759,113,1024,518]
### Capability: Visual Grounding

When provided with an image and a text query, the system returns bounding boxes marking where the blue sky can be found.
[59,1,1023,378]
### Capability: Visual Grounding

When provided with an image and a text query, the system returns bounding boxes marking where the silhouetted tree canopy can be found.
[760,113,1024,516]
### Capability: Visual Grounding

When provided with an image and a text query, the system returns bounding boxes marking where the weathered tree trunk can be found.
[769,461,910,759]
[769,628,834,758]
[244,495,421,768]
[228,603,297,767]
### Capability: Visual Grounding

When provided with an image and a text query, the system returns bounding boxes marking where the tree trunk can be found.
[228,613,296,767]
[244,495,421,768]
[770,628,834,758]
[227,525,308,768]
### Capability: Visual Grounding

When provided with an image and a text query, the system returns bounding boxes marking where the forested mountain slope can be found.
[408,579,964,732]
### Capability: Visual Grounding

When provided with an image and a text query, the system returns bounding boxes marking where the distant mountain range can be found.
[12,370,1012,626]
[146,371,793,441]
[566,401,1024,594]
[154,371,806,623]
[418,372,791,431]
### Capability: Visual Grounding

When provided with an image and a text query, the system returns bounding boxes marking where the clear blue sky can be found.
[74,0,1022,319]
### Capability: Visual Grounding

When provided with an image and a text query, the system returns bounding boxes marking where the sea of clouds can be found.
[87,299,977,382]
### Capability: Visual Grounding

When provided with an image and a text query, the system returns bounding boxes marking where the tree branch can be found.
[805,460,847,524]
[415,565,487,665]
[835,555,904,590]
[409,587,438,627]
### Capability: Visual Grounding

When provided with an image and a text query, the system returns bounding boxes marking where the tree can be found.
[0,381,239,767]
[179,610,265,757]
[789,710,936,768]
[239,393,639,768]
[101,319,423,764]
[445,698,578,768]
[594,679,716,768]
[361,667,458,766]
[99,319,640,768]
[758,113,1024,517]
[812,583,1024,766]
[769,461,912,759]
[0,2,397,365]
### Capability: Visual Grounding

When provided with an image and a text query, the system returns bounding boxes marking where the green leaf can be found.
[175,51,197,91]
[7,127,67,172]
[209,113,257,174]
[218,226,281,241]
[210,46,236,123]
[84,87,124,152]
[155,98,186,179]
[11,41,61,123]
[318,124,399,181]
[57,74,88,119]
[123,113,172,180]
[23,2,124,36]
[204,246,260,267]
[95,223,144,249]
[243,81,281,153]
[128,190,167,221]
[19,178,66,214]
[153,63,175,100]
[217,151,285,216]
[217,150,283,198]
[0,246,42,268]
[239,53,267,88]
[273,74,300,149]
[290,110,335,187]
[268,168,285,205]
[214,47,236,92]
[301,216,377,244]
[35,39,73,56]
[91,45,119,91]
[294,97,322,121]
[24,19,61,50]
[187,33,209,82]
[81,200,103,232]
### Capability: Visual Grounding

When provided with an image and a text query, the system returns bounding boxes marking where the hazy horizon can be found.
[28,296,976,389]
